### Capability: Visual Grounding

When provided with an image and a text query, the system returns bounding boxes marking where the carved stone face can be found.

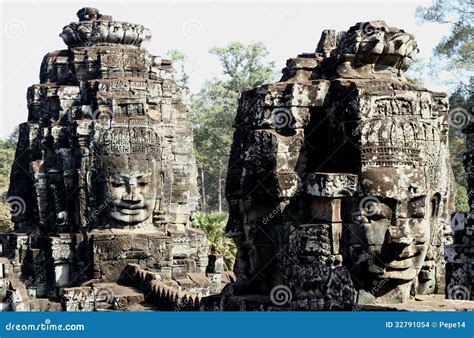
[104,154,158,227]
[346,167,432,298]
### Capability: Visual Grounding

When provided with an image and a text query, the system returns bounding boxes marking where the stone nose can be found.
[123,186,142,203]
[388,219,414,245]
[395,203,408,219]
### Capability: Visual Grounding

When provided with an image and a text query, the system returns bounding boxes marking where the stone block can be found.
[310,197,342,222]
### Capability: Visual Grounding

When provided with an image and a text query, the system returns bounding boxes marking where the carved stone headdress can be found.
[93,118,161,160]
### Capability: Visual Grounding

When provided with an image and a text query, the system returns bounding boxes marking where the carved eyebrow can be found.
[110,173,151,181]
[409,195,427,202]
[110,174,126,182]
[408,186,427,196]
[135,173,152,180]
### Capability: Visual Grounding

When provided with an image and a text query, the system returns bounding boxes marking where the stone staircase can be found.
[117,264,206,310]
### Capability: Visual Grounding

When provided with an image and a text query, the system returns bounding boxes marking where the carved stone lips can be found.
[118,209,142,216]
[385,247,420,269]
[116,205,145,215]
[386,258,414,269]
[382,267,417,280]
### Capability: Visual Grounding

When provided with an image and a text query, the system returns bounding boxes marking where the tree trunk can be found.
[201,167,206,213]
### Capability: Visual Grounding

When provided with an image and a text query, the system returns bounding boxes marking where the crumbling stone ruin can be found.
[1,8,229,311]
[222,20,454,309]
[446,112,474,301]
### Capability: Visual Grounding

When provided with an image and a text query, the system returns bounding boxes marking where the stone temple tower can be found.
[2,8,226,311]
[222,21,454,309]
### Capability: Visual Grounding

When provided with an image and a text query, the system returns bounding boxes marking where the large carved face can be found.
[346,167,435,297]
[104,154,158,226]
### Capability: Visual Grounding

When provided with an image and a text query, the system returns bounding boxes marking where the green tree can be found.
[455,185,470,212]
[448,84,473,210]
[416,0,473,85]
[192,212,236,270]
[417,1,473,209]
[0,128,18,231]
[191,42,276,211]
[166,49,199,87]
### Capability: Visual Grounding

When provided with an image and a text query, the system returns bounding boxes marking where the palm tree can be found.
[193,212,236,270]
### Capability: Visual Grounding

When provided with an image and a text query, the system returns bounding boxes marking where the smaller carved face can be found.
[347,167,432,289]
[105,154,158,226]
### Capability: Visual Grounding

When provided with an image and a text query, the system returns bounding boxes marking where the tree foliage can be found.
[166,49,199,87]
[190,42,276,211]
[416,0,473,77]
[417,2,473,209]
[0,128,18,231]
[448,84,473,210]
[192,212,236,270]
